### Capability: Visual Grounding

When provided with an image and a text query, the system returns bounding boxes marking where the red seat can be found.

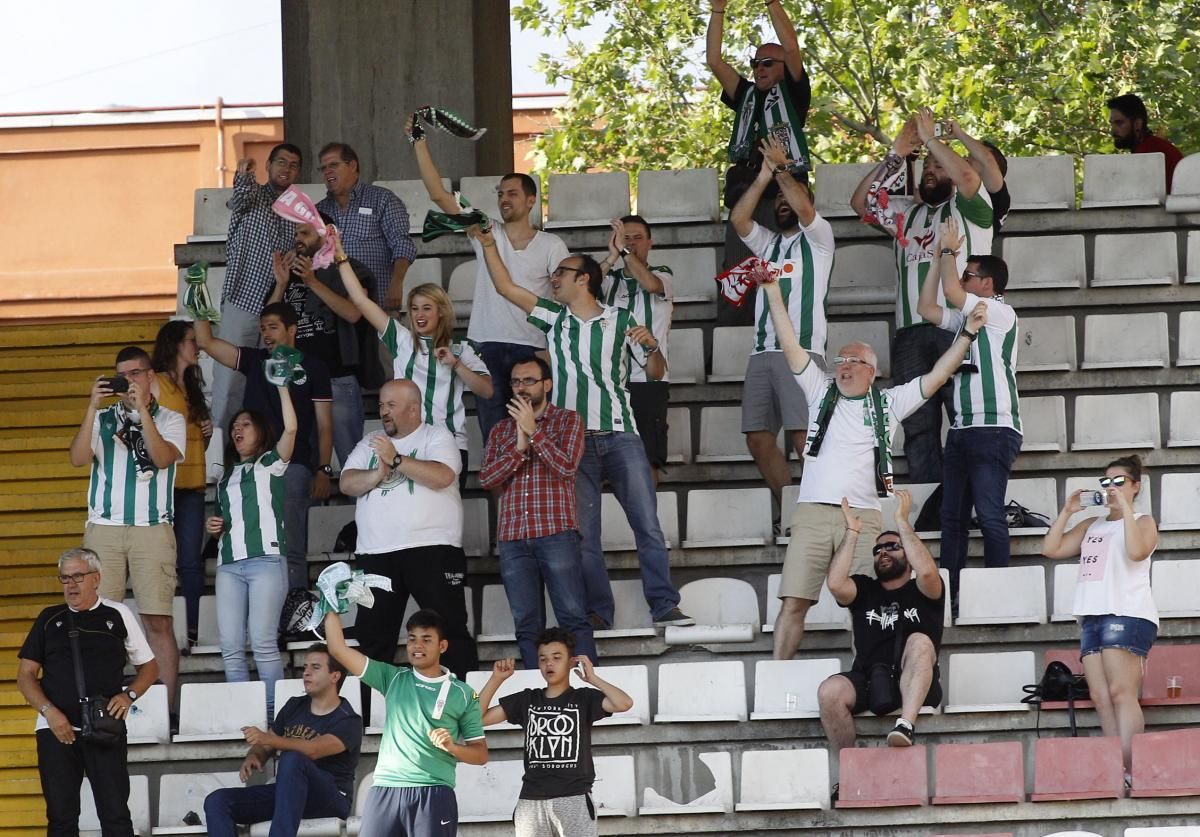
[1141,645,1200,705]
[1031,736,1124,801]
[1131,728,1200,797]
[932,741,1025,804]
[836,746,927,808]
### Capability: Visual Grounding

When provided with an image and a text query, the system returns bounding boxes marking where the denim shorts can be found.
[1079,614,1158,658]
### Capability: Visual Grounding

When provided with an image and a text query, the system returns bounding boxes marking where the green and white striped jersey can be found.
[87,404,186,526]
[527,298,646,433]
[939,293,1022,432]
[601,266,674,383]
[216,449,289,564]
[380,320,489,451]
[894,189,994,329]
[739,218,835,357]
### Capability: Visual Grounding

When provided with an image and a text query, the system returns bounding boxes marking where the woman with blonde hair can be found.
[330,230,493,485]
[1042,454,1159,781]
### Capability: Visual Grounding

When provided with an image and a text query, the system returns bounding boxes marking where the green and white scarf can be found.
[806,382,894,497]
[728,80,811,171]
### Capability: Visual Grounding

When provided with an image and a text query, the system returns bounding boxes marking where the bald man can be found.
[339,379,477,693]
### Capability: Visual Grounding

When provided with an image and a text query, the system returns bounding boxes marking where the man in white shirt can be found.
[339,379,476,693]
[917,217,1022,610]
[758,272,986,659]
[409,127,569,443]
[730,138,834,514]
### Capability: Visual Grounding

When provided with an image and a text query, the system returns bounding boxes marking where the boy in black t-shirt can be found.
[477,629,633,837]
[817,489,944,773]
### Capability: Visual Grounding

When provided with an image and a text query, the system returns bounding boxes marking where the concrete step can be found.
[0,320,159,352]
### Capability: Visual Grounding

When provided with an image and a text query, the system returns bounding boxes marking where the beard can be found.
[774,206,798,230]
[874,555,910,582]
[1112,132,1138,150]
[918,177,954,206]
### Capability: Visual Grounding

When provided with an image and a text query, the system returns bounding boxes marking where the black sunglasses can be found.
[1099,475,1129,488]
[872,542,903,556]
[750,58,781,69]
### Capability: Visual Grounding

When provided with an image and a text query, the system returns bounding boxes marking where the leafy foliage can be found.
[513,0,1199,172]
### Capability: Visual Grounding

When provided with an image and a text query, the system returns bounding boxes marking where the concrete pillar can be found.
[281,0,514,182]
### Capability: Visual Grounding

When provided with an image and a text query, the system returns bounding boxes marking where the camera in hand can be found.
[103,376,130,394]
[1079,490,1108,508]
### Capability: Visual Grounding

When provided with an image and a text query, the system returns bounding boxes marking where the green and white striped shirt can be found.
[216,449,289,564]
[894,189,994,330]
[527,298,646,433]
[87,404,186,526]
[380,320,489,451]
[939,293,1022,433]
[739,218,835,357]
[601,266,674,383]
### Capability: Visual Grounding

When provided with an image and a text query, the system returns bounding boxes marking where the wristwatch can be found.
[391,454,404,470]
[940,247,958,257]
[38,703,52,717]
[125,689,138,702]
[618,246,631,258]
[319,465,333,476]
[962,329,979,343]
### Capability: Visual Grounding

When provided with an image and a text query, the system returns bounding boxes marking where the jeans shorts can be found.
[1079,614,1158,658]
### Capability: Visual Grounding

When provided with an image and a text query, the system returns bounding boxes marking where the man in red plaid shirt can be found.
[480,357,596,668]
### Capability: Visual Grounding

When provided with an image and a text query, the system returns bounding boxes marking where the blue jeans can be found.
[1080,615,1158,658]
[173,488,207,639]
[283,463,312,589]
[476,341,541,445]
[576,431,681,624]
[893,324,956,483]
[939,426,1023,602]
[498,530,597,668]
[330,374,364,467]
[215,555,287,716]
[203,751,351,837]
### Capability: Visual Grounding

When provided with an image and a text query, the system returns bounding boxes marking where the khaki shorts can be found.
[85,522,177,616]
[779,503,883,601]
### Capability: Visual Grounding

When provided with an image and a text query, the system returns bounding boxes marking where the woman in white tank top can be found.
[1041,454,1159,778]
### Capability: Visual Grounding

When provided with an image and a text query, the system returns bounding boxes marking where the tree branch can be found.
[828,108,892,146]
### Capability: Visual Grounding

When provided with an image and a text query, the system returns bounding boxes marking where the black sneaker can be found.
[653,608,695,627]
[886,719,915,747]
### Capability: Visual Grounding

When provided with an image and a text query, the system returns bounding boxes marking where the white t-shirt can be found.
[467,224,570,347]
[794,362,927,509]
[939,292,1021,432]
[1072,514,1158,625]
[343,424,463,553]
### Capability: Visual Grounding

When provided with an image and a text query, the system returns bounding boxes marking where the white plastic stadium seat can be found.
[307,505,356,556]
[668,329,704,384]
[708,326,755,382]
[1081,153,1166,208]
[600,491,678,550]
[666,578,759,645]
[476,584,516,643]
[1126,826,1200,837]
[455,760,525,822]
[1159,475,1200,533]
[654,661,747,722]
[1082,313,1169,369]
[1015,316,1077,372]
[1187,231,1200,283]
[736,749,831,811]
[956,566,1048,626]
[82,775,150,836]
[639,751,734,815]
[637,168,720,223]
[272,675,362,720]
[944,651,1036,713]
[1169,392,1200,447]
[751,659,843,720]
[696,406,753,462]
[666,406,692,463]
[1052,563,1078,622]
[1002,478,1057,535]
[1005,155,1076,211]
[1092,232,1178,286]
[466,665,650,728]
[814,162,878,218]
[465,415,483,472]
[828,243,895,305]
[1001,235,1087,290]
[683,488,773,548]
[204,428,225,484]
[1166,153,1200,213]
[399,257,442,294]
[593,755,638,816]
[1020,396,1068,453]
[826,320,891,378]
[172,595,219,654]
[1071,393,1160,450]
[545,172,630,228]
[1151,559,1200,617]
[762,574,853,632]
[655,247,718,304]
[1177,312,1200,366]
[125,684,170,745]
[375,178,451,233]
[152,773,241,834]
[174,682,267,743]
[462,497,490,558]
[447,259,477,319]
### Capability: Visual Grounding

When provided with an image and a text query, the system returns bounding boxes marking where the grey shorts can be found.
[740,351,811,433]
[514,795,596,837]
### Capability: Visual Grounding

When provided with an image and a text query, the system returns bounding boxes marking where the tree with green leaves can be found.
[513,0,1198,174]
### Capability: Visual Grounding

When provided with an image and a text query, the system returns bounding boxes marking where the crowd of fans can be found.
[15,0,1188,834]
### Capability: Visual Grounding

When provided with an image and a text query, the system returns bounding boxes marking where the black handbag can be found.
[1022,660,1090,736]
[67,611,125,746]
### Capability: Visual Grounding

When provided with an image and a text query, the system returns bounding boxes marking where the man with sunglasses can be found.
[68,347,185,718]
[917,217,1021,611]
[817,490,944,771]
[850,109,995,483]
[758,272,984,659]
[479,357,596,669]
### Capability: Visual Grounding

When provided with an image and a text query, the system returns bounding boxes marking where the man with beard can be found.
[479,358,594,669]
[410,127,569,443]
[1107,93,1184,191]
[817,489,944,772]
[730,138,834,516]
[851,109,994,482]
[758,267,983,659]
[265,216,375,466]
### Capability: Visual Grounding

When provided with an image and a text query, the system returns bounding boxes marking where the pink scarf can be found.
[272,188,337,269]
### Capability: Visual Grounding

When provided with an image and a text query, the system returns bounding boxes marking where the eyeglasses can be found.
[833,356,873,367]
[1099,475,1129,488]
[749,58,781,69]
[510,377,546,388]
[552,266,586,277]
[57,571,97,585]
[318,160,348,172]
[269,159,302,171]
[872,542,903,556]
